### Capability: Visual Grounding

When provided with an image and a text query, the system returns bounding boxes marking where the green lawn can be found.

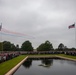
[0,55,26,75]
[28,54,76,59]
[28,54,56,57]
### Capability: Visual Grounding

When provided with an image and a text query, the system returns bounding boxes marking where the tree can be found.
[37,40,53,51]
[15,44,20,51]
[58,43,64,50]
[0,42,3,51]
[21,40,33,51]
[3,41,16,51]
[16,44,19,48]
[11,43,16,51]
[3,41,12,51]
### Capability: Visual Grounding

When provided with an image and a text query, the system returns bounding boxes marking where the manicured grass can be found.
[28,54,56,57]
[27,54,76,58]
[0,55,26,75]
[28,54,76,60]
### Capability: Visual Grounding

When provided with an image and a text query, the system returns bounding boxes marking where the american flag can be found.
[68,23,75,29]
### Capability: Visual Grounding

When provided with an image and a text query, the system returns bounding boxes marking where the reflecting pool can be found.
[14,58,76,75]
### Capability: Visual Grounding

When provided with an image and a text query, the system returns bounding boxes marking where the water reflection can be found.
[56,59,76,66]
[39,59,53,68]
[23,58,53,68]
[23,59,32,68]
[66,60,76,66]
[14,58,76,75]
[22,58,76,69]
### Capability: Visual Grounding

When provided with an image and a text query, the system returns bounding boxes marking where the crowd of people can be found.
[21,51,76,55]
[65,51,76,56]
[0,51,76,63]
[0,51,20,63]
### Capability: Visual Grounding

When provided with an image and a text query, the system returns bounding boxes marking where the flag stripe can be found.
[68,24,75,29]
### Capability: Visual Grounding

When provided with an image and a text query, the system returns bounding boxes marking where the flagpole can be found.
[68,23,75,49]
[0,23,3,52]
[75,22,76,49]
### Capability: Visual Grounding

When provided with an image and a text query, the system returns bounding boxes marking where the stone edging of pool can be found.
[55,55,76,62]
[5,55,76,75]
[5,56,28,75]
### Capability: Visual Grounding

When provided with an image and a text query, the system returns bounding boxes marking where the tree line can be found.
[0,40,75,51]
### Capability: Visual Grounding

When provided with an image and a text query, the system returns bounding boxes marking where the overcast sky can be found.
[0,0,76,49]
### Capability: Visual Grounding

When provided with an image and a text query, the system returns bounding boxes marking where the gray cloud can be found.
[0,0,76,48]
